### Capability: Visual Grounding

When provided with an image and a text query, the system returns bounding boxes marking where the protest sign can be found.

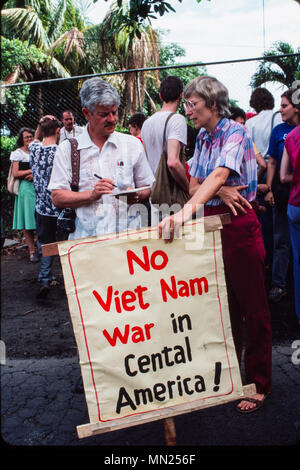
[56,217,244,438]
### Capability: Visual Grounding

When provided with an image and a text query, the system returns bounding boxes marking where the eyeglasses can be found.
[183,99,203,112]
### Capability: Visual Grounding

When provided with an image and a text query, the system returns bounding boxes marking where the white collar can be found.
[77,125,119,150]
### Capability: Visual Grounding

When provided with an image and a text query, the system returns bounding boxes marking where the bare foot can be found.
[237,393,266,412]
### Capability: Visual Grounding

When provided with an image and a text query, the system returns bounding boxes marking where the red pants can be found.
[205,205,272,394]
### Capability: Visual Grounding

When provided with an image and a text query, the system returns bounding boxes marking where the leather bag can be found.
[151,113,189,208]
[7,163,20,196]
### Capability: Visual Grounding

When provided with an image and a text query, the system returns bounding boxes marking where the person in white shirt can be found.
[245,88,282,269]
[141,76,189,223]
[245,88,282,163]
[48,78,154,240]
[59,110,83,143]
[142,76,188,184]
[10,127,38,262]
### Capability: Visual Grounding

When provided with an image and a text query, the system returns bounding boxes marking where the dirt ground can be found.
[2,239,300,362]
[1,242,78,359]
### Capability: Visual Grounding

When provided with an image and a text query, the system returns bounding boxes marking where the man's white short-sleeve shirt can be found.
[245,110,282,160]
[141,111,187,175]
[59,124,84,144]
[48,126,155,240]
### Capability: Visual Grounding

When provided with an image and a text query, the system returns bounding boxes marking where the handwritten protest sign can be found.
[57,218,244,437]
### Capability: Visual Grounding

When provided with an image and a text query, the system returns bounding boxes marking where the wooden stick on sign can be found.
[41,214,231,258]
[163,417,177,446]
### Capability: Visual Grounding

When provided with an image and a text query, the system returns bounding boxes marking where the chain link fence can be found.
[1,54,299,238]
[2,54,299,137]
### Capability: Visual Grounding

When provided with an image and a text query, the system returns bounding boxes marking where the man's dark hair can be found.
[281,86,300,111]
[128,112,146,129]
[230,106,246,121]
[61,109,74,118]
[17,127,35,147]
[40,117,61,137]
[249,87,274,113]
[160,76,183,103]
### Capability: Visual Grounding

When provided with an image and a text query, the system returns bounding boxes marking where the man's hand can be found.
[90,178,115,201]
[126,191,140,205]
[115,187,151,205]
[257,183,270,195]
[264,190,275,206]
[217,185,252,216]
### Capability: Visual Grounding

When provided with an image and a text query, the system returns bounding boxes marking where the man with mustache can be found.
[48,78,154,240]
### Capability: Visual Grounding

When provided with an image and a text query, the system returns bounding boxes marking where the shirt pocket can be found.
[115,159,134,190]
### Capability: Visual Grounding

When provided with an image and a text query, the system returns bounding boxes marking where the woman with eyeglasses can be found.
[159,76,272,414]
[10,127,38,262]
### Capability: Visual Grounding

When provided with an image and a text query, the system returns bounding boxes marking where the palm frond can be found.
[47,0,67,43]
[250,41,300,88]
[3,65,21,84]
[251,68,288,88]
[48,56,70,78]
[50,28,85,59]
[1,8,50,49]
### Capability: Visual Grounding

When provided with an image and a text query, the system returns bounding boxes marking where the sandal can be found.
[236,393,269,414]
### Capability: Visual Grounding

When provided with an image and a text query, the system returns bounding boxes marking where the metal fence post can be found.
[135,71,141,112]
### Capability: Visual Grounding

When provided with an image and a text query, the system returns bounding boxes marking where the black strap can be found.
[69,138,80,192]
[162,112,175,149]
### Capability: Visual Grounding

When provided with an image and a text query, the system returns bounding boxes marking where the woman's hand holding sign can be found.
[158,209,188,243]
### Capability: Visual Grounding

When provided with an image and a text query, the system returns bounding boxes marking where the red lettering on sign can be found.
[103,323,155,346]
[92,285,150,313]
[160,275,209,302]
[127,246,169,275]
[127,246,150,274]
[92,286,113,311]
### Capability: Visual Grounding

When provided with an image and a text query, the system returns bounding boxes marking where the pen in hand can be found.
[94,173,118,188]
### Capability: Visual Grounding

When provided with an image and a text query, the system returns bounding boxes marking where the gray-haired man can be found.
[49,78,154,239]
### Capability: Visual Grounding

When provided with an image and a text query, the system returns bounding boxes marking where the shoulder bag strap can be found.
[271,110,280,132]
[162,112,175,151]
[69,138,80,192]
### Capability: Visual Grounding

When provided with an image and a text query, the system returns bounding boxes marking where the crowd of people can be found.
[7,75,300,414]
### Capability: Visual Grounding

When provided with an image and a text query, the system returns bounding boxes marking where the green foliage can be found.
[1,37,47,80]
[0,135,17,235]
[62,0,87,33]
[98,0,209,38]
[1,37,48,116]
[250,41,300,89]
[229,98,239,107]
[143,41,206,116]
[1,1,89,77]
[115,124,130,134]
[4,87,30,117]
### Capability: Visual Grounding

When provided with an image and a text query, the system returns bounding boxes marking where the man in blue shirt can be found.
[265,87,300,302]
